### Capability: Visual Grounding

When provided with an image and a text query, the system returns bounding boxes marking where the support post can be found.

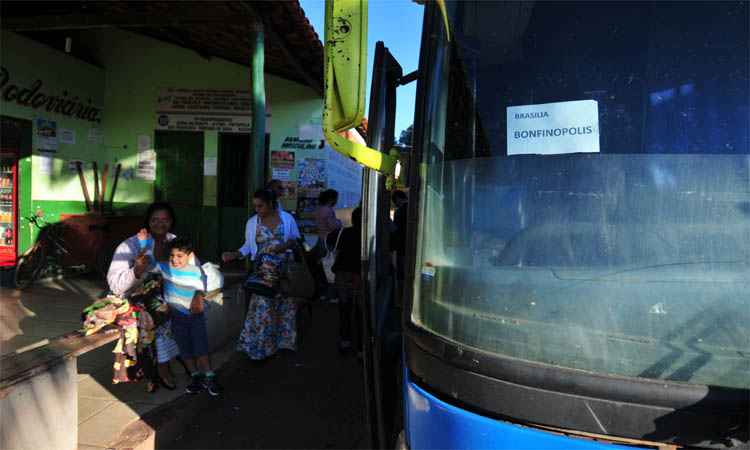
[249,18,266,216]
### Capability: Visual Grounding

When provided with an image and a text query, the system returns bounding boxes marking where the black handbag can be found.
[244,254,281,298]
[244,278,278,298]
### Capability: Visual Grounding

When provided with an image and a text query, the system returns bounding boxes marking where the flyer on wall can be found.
[136,148,156,181]
[270,150,295,169]
[297,158,326,189]
[35,118,58,151]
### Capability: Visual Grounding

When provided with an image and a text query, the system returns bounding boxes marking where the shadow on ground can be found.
[161,301,367,450]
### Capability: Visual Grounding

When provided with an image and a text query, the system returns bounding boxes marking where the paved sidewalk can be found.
[1,276,106,355]
[77,342,236,449]
[0,276,239,449]
[163,301,367,450]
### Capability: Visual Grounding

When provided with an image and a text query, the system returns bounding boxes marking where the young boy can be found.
[159,238,223,396]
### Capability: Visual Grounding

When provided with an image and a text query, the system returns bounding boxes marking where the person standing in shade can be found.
[222,189,302,360]
[313,189,342,300]
[332,206,363,353]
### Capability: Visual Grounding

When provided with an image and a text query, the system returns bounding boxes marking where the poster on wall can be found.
[88,127,104,144]
[136,148,156,181]
[204,157,217,176]
[37,151,54,175]
[297,158,326,189]
[270,150,295,181]
[156,88,252,133]
[278,181,298,211]
[35,118,58,151]
[272,168,291,181]
[271,151,295,169]
[59,128,76,145]
[296,186,322,234]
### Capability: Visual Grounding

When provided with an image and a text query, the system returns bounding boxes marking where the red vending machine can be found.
[0,149,18,267]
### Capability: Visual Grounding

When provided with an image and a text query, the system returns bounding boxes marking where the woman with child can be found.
[223,188,302,360]
[107,202,222,396]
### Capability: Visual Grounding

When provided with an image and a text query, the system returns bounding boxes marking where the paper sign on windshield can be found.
[506,100,600,155]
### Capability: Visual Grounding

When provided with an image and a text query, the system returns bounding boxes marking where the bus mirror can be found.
[324,0,367,132]
[323,0,398,174]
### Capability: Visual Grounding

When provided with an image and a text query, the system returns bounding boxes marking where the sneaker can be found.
[185,374,205,394]
[203,375,224,396]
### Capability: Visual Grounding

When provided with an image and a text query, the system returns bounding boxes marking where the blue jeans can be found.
[171,312,209,359]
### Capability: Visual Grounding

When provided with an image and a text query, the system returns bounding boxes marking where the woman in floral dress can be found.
[222,189,302,360]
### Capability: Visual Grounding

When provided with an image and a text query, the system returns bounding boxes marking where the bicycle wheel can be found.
[14,247,45,289]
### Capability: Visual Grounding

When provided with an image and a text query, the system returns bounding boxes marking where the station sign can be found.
[156,88,252,133]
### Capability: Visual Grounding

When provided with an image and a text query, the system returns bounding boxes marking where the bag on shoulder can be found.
[281,246,315,298]
[321,228,344,284]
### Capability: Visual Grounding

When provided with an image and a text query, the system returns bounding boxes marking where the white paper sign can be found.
[136,149,156,181]
[137,134,151,152]
[204,157,217,176]
[38,152,54,175]
[272,168,291,181]
[59,128,76,145]
[506,100,599,155]
[88,127,103,144]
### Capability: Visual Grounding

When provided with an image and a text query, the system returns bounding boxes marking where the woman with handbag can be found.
[222,189,303,360]
[313,189,342,301]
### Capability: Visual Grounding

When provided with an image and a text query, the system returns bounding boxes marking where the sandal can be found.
[159,376,176,390]
[146,381,158,393]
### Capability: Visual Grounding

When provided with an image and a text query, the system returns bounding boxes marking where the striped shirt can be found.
[156,262,205,315]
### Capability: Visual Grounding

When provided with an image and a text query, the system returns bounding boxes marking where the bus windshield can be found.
[412,0,749,389]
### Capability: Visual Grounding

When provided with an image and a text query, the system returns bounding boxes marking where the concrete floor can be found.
[1,275,107,355]
[163,301,367,450]
[0,276,237,448]
[1,276,368,449]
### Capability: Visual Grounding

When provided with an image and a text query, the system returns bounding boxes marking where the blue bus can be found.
[323,1,749,449]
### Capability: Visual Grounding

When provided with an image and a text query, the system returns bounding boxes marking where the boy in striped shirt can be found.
[159,238,223,396]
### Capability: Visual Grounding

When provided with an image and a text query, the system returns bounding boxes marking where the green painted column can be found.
[249,18,266,216]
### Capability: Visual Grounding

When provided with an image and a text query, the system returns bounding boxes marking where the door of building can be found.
[155,130,204,247]
[216,132,271,260]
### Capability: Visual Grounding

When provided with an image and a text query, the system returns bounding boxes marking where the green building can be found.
[0,1,350,268]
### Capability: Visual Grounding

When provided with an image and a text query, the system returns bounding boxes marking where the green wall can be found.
[0,32,106,202]
[2,28,324,257]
